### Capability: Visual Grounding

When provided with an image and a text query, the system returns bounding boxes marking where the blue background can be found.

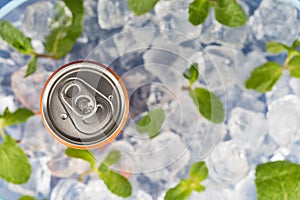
[0,0,11,8]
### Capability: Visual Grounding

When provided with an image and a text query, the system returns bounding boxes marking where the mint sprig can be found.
[0,107,35,128]
[164,161,208,200]
[245,62,283,92]
[136,108,166,139]
[183,63,225,123]
[0,108,34,184]
[188,0,211,26]
[127,0,159,16]
[0,0,84,77]
[189,0,247,27]
[65,148,132,197]
[0,21,33,55]
[255,161,300,200]
[18,195,37,200]
[246,39,300,93]
[214,0,247,27]
[45,0,84,59]
[65,148,96,169]
[0,136,31,184]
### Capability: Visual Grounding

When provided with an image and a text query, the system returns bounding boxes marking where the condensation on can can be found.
[40,60,129,149]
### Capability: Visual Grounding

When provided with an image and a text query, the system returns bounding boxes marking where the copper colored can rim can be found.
[40,60,129,149]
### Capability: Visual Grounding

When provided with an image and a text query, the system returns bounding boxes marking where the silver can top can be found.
[40,61,128,149]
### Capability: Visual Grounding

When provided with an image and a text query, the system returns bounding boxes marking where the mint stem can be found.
[78,168,97,182]
[181,86,192,91]
[284,52,298,70]
[0,125,5,139]
[32,52,59,60]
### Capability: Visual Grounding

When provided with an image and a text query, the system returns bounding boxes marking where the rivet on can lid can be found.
[40,61,129,149]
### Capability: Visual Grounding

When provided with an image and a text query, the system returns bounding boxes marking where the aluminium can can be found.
[40,61,129,149]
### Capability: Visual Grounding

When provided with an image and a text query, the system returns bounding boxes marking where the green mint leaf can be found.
[292,39,300,50]
[183,63,199,86]
[45,0,84,59]
[214,1,247,27]
[189,88,225,123]
[215,0,235,7]
[0,20,33,55]
[18,195,37,200]
[98,164,132,197]
[266,41,289,54]
[189,161,208,181]
[289,55,300,78]
[191,181,205,192]
[0,136,31,184]
[136,108,166,138]
[25,56,38,77]
[188,0,211,26]
[255,161,300,200]
[164,179,193,200]
[127,0,159,16]
[0,108,34,127]
[103,150,121,166]
[65,148,96,169]
[245,62,283,92]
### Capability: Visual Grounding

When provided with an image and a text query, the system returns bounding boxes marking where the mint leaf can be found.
[65,148,96,169]
[98,164,132,197]
[0,136,31,184]
[245,62,283,92]
[183,63,199,86]
[165,161,208,200]
[136,108,166,138]
[292,39,300,50]
[25,56,38,77]
[190,88,225,123]
[255,161,300,200]
[0,108,34,127]
[18,195,37,200]
[188,0,211,26]
[0,20,33,54]
[189,161,208,181]
[127,0,159,16]
[214,1,247,27]
[289,55,300,78]
[103,150,121,166]
[266,41,289,54]
[45,0,83,59]
[164,179,193,200]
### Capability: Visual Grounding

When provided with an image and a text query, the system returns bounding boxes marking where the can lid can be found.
[40,61,129,149]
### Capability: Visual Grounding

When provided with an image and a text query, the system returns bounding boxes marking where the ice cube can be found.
[20,116,65,157]
[289,78,300,98]
[189,188,231,200]
[199,1,250,48]
[133,132,190,174]
[50,179,86,200]
[50,177,123,200]
[0,179,20,200]
[267,95,300,146]
[47,154,90,178]
[207,141,249,183]
[234,171,257,200]
[20,1,54,40]
[97,0,129,30]
[228,107,267,146]
[11,61,54,112]
[249,0,300,47]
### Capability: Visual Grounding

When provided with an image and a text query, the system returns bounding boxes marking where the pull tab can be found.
[58,77,115,135]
